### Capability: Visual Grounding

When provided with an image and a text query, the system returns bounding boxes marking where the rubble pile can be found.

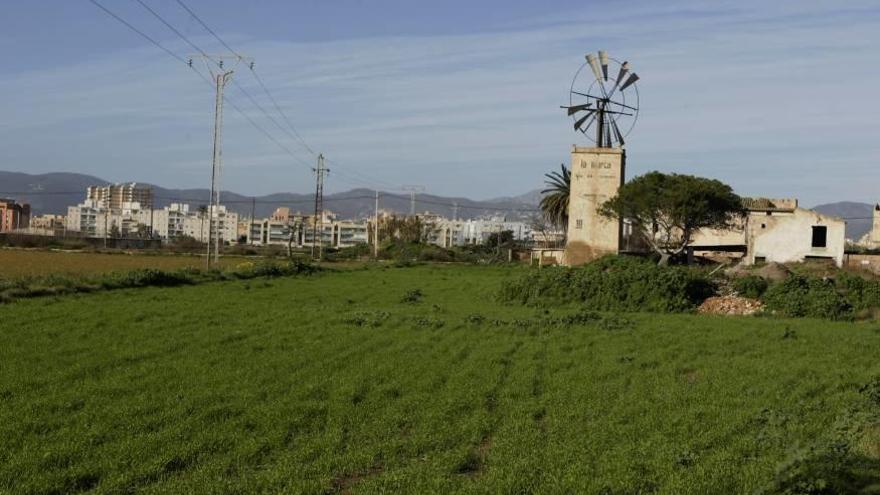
[698,296,764,316]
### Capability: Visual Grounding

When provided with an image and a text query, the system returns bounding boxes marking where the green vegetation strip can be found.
[1,265,879,493]
[0,260,318,303]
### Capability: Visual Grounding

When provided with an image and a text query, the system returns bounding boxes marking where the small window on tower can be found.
[575,219,583,229]
[811,226,827,248]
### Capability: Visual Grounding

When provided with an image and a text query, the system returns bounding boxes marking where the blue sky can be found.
[1,0,878,205]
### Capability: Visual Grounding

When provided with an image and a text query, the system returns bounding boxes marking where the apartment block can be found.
[86,183,153,210]
[0,199,30,232]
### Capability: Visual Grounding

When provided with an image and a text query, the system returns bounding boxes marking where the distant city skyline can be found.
[1,0,878,206]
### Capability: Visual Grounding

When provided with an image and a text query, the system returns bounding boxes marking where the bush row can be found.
[499,256,715,313]
[500,255,880,320]
[761,272,880,320]
[0,260,318,303]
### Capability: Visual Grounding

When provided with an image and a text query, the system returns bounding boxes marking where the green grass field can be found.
[2,264,880,493]
[0,249,243,277]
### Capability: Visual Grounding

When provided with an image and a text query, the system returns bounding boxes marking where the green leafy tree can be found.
[380,215,434,244]
[599,171,744,264]
[540,164,570,232]
[486,229,515,248]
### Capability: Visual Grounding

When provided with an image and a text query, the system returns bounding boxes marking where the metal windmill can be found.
[561,50,640,148]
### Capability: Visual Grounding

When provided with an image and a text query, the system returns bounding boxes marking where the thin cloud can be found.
[0,0,877,205]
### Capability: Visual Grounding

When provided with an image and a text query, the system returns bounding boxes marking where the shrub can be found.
[326,243,372,261]
[762,275,851,319]
[499,256,714,313]
[343,311,390,327]
[231,260,318,279]
[100,268,194,289]
[835,272,880,313]
[400,289,423,304]
[733,275,769,299]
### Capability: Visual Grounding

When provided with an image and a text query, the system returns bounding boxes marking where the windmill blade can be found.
[614,61,630,89]
[560,103,592,115]
[585,53,603,82]
[599,50,609,81]
[573,110,595,131]
[619,72,640,91]
[579,113,598,135]
[610,117,625,146]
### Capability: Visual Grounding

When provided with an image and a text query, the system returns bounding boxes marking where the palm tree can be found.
[540,163,570,231]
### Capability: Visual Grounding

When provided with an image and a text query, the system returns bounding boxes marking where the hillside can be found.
[812,201,875,240]
[0,171,540,220]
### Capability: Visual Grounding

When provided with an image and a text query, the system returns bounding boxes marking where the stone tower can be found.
[565,146,625,265]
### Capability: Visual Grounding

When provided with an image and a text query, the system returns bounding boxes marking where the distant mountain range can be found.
[2,171,872,239]
[812,201,876,241]
[0,171,542,221]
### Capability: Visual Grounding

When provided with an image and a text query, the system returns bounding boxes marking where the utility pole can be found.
[374,190,380,259]
[191,54,250,268]
[205,69,234,269]
[311,153,328,260]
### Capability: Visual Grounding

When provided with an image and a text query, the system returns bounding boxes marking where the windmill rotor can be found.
[561,50,640,148]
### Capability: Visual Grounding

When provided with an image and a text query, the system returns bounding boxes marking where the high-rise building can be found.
[86,183,152,210]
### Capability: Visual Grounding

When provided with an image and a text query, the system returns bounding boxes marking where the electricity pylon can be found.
[400,185,426,216]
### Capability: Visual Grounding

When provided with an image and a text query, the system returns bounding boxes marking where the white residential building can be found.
[65,200,238,244]
[250,209,368,249]
[459,217,532,245]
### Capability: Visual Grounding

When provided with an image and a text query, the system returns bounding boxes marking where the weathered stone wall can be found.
[564,147,624,265]
[845,253,880,275]
[746,208,845,267]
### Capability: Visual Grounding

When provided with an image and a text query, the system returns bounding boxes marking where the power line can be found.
[170,0,398,191]
[130,0,316,175]
[173,0,317,158]
[173,0,242,58]
[249,68,315,156]
[87,0,188,66]
[139,0,390,191]
[133,0,208,59]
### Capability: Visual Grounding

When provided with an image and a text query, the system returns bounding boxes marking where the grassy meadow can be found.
[2,264,880,493]
[0,249,242,277]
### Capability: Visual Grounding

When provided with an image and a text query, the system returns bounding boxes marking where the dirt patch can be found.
[698,296,763,316]
[755,262,792,281]
[681,368,699,385]
[860,424,880,460]
[725,261,790,282]
[330,465,383,494]
[457,435,492,478]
